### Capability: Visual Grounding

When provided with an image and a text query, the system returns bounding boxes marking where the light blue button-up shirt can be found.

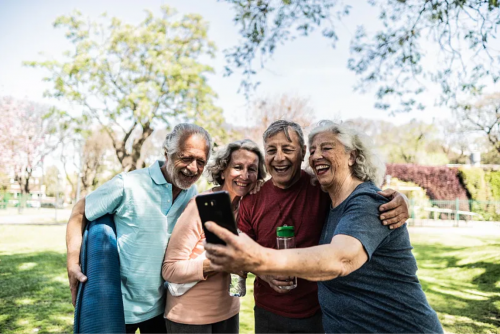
[85,160,197,324]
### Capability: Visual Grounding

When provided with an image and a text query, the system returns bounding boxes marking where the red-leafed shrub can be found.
[386,164,468,201]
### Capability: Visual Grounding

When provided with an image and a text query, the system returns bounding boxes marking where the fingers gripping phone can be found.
[196,191,239,245]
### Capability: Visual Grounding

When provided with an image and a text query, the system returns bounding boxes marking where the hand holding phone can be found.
[196,191,238,245]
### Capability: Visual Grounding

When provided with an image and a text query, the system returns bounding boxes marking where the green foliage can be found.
[223,0,347,96]
[481,147,500,164]
[485,170,500,200]
[226,0,500,112]
[26,6,226,171]
[385,178,432,219]
[456,94,500,156]
[347,118,450,165]
[458,167,499,220]
[458,167,492,201]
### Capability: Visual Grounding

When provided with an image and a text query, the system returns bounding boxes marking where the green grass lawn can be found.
[0,225,499,333]
[410,231,500,333]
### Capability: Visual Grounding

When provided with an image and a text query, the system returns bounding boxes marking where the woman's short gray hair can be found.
[308,120,386,186]
[206,139,266,186]
[162,123,212,159]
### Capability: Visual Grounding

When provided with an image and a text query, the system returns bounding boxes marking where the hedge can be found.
[485,171,500,200]
[386,164,468,201]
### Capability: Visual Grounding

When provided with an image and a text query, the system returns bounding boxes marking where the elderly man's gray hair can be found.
[162,123,212,159]
[206,139,266,186]
[308,120,386,186]
[263,120,306,155]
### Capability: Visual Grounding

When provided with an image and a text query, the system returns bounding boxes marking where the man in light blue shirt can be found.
[66,124,212,333]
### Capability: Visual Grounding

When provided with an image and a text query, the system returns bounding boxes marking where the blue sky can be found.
[0,0,453,127]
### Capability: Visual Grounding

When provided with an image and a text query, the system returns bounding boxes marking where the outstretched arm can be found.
[66,198,88,307]
[204,222,368,281]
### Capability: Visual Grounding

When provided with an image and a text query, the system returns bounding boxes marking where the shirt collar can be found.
[149,160,169,185]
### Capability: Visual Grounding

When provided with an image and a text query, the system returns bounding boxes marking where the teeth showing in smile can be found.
[315,165,329,172]
[235,182,248,187]
[274,166,289,173]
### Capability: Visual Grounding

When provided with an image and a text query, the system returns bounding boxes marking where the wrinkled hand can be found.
[378,188,410,230]
[204,222,264,273]
[260,275,294,293]
[203,258,218,278]
[249,180,265,195]
[67,263,87,307]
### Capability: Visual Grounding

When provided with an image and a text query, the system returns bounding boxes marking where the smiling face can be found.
[221,149,259,199]
[264,129,305,189]
[166,134,209,190]
[308,131,356,191]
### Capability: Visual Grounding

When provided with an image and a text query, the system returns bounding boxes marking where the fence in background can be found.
[409,199,500,226]
[0,191,68,224]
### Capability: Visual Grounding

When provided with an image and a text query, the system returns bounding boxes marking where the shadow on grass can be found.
[414,243,500,333]
[0,251,73,334]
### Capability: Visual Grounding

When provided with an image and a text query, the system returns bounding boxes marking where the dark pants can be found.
[165,313,239,334]
[254,306,324,333]
[126,314,167,334]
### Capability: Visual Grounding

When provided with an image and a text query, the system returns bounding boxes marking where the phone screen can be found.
[196,191,238,245]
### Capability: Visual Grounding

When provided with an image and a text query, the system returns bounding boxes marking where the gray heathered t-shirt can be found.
[318,182,443,334]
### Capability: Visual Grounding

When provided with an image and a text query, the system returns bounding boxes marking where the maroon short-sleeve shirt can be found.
[238,170,330,318]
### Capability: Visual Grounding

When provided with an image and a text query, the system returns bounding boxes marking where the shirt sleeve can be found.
[162,199,206,283]
[237,197,256,240]
[333,191,391,260]
[84,173,125,222]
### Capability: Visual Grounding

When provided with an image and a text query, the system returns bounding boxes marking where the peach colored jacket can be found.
[162,195,240,325]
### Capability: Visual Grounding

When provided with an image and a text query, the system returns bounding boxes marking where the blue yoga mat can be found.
[73,214,125,333]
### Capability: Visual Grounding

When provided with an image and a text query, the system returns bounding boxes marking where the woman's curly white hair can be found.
[205,139,266,186]
[308,120,386,186]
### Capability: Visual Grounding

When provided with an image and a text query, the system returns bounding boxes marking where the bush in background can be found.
[458,167,499,220]
[386,164,468,200]
[485,170,500,200]
[383,177,432,219]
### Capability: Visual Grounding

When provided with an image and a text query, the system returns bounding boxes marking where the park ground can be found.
[0,223,499,334]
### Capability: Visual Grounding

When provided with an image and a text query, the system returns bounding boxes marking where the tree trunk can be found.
[15,167,32,214]
[116,123,154,172]
[16,176,24,214]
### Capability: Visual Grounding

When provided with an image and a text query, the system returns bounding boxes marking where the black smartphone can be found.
[196,191,238,245]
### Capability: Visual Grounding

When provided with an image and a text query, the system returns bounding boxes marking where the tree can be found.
[480,146,500,164]
[457,93,500,155]
[224,0,500,112]
[241,93,315,145]
[44,165,64,197]
[26,6,226,172]
[61,129,121,200]
[346,117,449,165]
[0,97,60,197]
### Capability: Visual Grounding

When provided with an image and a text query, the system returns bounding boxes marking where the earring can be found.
[221,175,225,179]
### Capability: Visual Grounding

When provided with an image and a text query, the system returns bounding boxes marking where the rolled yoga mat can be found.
[73,214,125,333]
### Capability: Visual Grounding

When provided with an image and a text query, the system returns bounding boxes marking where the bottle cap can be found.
[276,225,295,237]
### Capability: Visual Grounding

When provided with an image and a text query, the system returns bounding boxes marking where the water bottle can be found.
[276,225,297,290]
[229,229,246,297]
[229,273,246,297]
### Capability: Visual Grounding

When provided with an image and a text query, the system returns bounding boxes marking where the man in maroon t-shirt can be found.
[238,120,409,333]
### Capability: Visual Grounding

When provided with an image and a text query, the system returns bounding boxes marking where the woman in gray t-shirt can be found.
[203,120,443,333]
